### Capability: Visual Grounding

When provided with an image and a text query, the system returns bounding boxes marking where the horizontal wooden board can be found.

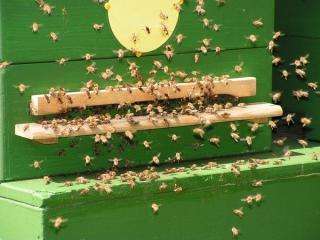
[16,103,282,143]
[0,48,273,181]
[31,77,256,116]
[0,0,275,63]
[276,0,320,38]
[272,37,320,141]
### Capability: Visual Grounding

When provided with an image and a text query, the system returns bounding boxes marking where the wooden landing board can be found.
[31,77,256,116]
[16,103,283,143]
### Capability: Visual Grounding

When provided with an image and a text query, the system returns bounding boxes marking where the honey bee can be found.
[283,147,292,159]
[93,23,104,31]
[282,113,295,125]
[160,23,170,36]
[292,90,309,100]
[312,152,318,161]
[163,45,174,60]
[255,193,262,203]
[80,188,90,195]
[247,34,258,43]
[150,153,161,165]
[130,33,139,44]
[244,136,255,146]
[151,203,160,214]
[82,53,95,61]
[43,176,52,185]
[0,61,11,69]
[104,185,113,194]
[231,227,239,237]
[31,22,41,32]
[229,123,238,132]
[104,2,111,10]
[176,33,186,44]
[252,180,263,187]
[202,18,212,28]
[299,54,309,65]
[50,32,59,41]
[216,0,226,6]
[268,40,277,52]
[212,23,222,31]
[124,130,134,140]
[193,128,205,138]
[84,155,93,165]
[109,158,121,168]
[273,137,287,146]
[86,63,97,73]
[30,160,42,169]
[209,137,220,147]
[113,49,127,60]
[233,207,244,217]
[300,117,312,127]
[14,83,30,94]
[169,134,180,142]
[42,3,54,15]
[272,91,282,103]
[295,68,306,78]
[249,122,260,132]
[234,62,244,73]
[273,31,284,40]
[242,195,254,205]
[307,82,318,90]
[174,152,183,162]
[160,11,168,21]
[173,184,183,192]
[159,182,168,191]
[143,140,152,149]
[194,53,200,63]
[281,69,290,80]
[76,176,89,184]
[231,132,240,142]
[298,139,308,148]
[50,217,67,229]
[144,26,151,34]
[56,58,69,65]
[64,181,73,187]
[194,5,206,15]
[272,56,281,66]
[252,18,263,28]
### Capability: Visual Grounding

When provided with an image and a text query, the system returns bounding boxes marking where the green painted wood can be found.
[0,48,273,181]
[0,0,275,63]
[275,0,320,38]
[0,137,320,240]
[0,198,43,240]
[273,37,320,141]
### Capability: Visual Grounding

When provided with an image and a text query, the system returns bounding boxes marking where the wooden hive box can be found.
[0,0,282,182]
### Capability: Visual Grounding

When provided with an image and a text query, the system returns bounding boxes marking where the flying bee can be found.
[151,153,161,165]
[252,18,263,28]
[31,22,41,32]
[109,158,122,168]
[82,53,95,61]
[113,49,127,60]
[234,62,244,73]
[231,227,239,237]
[231,132,240,142]
[297,139,308,148]
[14,83,29,94]
[93,23,104,31]
[193,128,205,138]
[307,82,318,90]
[233,207,244,218]
[209,137,220,147]
[247,34,258,43]
[169,134,180,142]
[300,117,312,127]
[271,91,282,103]
[249,122,260,132]
[273,137,287,146]
[143,140,152,149]
[159,182,168,191]
[176,33,186,44]
[50,32,59,41]
[273,31,284,40]
[151,203,161,214]
[30,160,42,169]
[272,56,281,66]
[281,69,290,80]
[202,18,212,28]
[50,217,67,229]
[84,155,94,165]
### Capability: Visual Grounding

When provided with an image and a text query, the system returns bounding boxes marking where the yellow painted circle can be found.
[108,0,180,53]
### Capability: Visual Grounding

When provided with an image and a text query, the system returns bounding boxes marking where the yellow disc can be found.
[107,0,180,53]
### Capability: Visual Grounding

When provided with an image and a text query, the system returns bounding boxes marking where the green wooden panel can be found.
[0,138,320,240]
[273,37,320,141]
[0,198,43,240]
[275,0,320,38]
[0,48,273,181]
[0,0,275,63]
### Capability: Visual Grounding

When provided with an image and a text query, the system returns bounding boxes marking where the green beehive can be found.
[0,0,281,181]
